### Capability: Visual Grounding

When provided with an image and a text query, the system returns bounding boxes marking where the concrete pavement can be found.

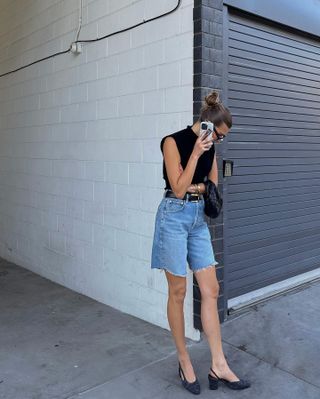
[0,257,319,399]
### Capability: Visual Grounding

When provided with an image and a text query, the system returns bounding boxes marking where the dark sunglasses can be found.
[213,126,226,142]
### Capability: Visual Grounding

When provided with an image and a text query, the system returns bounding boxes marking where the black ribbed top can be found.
[160,125,215,190]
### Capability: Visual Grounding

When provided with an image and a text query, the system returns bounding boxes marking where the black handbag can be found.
[203,179,223,218]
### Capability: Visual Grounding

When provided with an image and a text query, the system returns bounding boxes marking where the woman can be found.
[151,90,251,395]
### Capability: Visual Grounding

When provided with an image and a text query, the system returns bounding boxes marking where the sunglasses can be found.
[212,126,226,142]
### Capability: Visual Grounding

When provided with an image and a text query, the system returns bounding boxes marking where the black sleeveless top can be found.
[160,125,215,190]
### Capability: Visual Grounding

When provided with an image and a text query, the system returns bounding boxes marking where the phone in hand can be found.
[200,121,214,138]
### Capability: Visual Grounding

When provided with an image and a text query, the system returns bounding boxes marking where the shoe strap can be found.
[180,362,198,385]
[210,367,242,384]
[210,367,220,379]
[179,363,186,381]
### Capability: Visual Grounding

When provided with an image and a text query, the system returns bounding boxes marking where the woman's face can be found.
[210,122,230,143]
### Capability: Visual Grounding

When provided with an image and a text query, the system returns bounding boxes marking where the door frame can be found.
[222,4,231,317]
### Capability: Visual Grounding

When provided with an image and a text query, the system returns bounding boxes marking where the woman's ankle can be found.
[211,358,228,369]
[178,353,191,362]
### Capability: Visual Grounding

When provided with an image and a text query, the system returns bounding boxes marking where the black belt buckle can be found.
[188,193,200,202]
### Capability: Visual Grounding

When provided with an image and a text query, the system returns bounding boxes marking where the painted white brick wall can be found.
[0,0,199,340]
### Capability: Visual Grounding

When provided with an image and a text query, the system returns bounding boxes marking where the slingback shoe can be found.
[178,362,201,395]
[208,367,251,390]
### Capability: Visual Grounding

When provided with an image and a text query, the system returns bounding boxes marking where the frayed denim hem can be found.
[192,261,219,273]
[156,267,187,278]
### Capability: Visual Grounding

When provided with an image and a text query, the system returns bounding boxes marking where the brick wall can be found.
[192,0,226,329]
[0,0,199,339]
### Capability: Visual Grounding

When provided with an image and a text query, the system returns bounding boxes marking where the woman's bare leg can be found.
[193,266,240,381]
[164,270,197,382]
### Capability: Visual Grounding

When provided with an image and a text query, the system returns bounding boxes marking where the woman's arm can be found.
[178,151,217,195]
[178,164,204,194]
[163,137,200,199]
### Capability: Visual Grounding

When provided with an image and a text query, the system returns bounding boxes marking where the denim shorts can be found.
[150,194,218,277]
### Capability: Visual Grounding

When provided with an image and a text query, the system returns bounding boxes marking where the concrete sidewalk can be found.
[0,258,319,399]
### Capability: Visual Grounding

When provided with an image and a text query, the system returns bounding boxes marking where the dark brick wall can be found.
[192,0,226,330]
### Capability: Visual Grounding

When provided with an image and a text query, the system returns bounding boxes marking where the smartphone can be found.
[200,121,214,137]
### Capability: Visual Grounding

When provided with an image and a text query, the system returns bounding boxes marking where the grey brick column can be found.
[192,0,226,329]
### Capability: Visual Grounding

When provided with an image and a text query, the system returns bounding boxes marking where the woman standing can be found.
[151,90,250,395]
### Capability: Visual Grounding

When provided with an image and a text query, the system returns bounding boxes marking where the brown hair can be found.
[198,90,232,129]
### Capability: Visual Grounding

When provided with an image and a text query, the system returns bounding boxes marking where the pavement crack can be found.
[61,345,191,398]
[223,339,320,390]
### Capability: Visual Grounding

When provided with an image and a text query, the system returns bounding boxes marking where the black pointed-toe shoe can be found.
[208,367,251,390]
[178,362,201,395]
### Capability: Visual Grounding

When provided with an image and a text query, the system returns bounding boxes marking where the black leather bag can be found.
[203,180,223,218]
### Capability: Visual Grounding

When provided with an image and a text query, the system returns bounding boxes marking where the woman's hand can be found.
[187,184,198,193]
[187,183,206,193]
[192,131,213,159]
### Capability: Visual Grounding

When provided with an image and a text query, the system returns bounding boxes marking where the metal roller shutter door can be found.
[225,10,320,299]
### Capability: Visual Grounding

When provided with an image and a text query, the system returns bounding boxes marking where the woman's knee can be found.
[197,278,220,300]
[165,270,187,302]
[169,286,187,303]
[194,267,220,299]
[167,280,187,302]
[202,282,220,300]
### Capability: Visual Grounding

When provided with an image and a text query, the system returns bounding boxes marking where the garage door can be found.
[225,10,320,299]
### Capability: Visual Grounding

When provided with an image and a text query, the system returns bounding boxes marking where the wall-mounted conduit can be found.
[0,0,181,79]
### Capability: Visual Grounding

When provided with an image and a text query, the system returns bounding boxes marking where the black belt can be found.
[164,190,204,202]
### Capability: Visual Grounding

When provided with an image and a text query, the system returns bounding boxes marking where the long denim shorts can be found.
[151,195,218,277]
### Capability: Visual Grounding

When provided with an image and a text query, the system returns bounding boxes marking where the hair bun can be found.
[205,90,220,107]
